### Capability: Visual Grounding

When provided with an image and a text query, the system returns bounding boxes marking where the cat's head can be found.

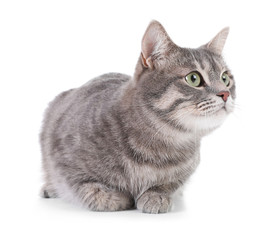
[134,20,236,135]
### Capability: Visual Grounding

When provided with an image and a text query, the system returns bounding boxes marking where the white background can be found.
[0,0,269,239]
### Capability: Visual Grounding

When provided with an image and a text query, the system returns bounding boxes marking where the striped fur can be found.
[40,21,235,213]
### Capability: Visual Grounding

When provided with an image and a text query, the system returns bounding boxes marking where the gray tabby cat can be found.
[40,21,235,214]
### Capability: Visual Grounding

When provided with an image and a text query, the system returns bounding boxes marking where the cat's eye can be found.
[221,72,230,87]
[185,72,201,87]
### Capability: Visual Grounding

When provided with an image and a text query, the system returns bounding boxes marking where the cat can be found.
[40,20,235,214]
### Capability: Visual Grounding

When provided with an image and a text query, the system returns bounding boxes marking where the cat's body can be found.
[40,21,235,213]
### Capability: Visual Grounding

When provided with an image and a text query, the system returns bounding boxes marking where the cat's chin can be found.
[182,109,229,134]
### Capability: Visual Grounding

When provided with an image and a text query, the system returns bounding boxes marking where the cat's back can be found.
[48,72,130,111]
[41,72,130,141]
[83,72,130,89]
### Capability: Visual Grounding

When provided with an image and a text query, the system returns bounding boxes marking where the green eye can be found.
[221,72,230,86]
[185,72,201,87]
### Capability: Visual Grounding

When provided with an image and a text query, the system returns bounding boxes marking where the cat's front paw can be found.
[136,191,172,214]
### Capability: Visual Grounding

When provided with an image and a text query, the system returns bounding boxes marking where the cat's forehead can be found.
[174,48,227,74]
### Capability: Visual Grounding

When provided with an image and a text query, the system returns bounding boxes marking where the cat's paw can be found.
[136,192,172,214]
[77,183,135,211]
[40,184,58,198]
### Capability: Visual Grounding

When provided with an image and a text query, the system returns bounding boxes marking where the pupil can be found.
[223,76,226,82]
[191,74,197,82]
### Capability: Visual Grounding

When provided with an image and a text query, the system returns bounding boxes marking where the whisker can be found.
[231,102,242,111]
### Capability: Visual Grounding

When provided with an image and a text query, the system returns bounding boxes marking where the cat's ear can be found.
[141,20,174,69]
[204,27,230,55]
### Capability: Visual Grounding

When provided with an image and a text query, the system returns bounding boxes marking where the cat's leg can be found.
[72,182,134,211]
[136,183,181,214]
[40,158,58,198]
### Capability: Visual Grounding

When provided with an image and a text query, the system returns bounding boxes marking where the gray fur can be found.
[40,21,235,214]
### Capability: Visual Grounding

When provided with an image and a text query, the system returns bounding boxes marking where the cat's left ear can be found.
[203,27,230,55]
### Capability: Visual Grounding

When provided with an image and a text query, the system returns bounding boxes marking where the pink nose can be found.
[216,91,230,102]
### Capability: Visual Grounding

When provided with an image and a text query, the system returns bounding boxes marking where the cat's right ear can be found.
[141,20,174,69]
[203,27,230,55]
